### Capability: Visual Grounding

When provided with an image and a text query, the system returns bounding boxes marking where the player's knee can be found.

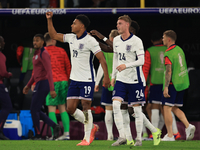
[133,106,142,117]
[113,100,121,112]
[66,107,75,115]
[121,104,128,109]
[128,107,134,115]
[5,103,12,112]
[81,101,91,111]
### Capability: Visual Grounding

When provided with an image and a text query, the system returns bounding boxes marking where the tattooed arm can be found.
[163,64,172,98]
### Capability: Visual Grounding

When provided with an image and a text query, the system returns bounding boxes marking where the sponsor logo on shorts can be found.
[5,88,8,92]
[112,90,115,96]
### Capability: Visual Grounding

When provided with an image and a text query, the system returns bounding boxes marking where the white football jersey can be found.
[63,31,101,82]
[113,34,145,85]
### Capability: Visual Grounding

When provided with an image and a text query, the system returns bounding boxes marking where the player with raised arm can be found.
[46,12,110,146]
[111,15,161,146]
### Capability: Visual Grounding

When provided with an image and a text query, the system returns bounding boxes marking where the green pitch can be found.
[0,140,200,150]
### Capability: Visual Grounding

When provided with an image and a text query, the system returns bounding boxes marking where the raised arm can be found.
[90,30,113,53]
[46,12,64,42]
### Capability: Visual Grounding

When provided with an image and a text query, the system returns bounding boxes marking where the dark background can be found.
[0,12,200,121]
[1,13,200,68]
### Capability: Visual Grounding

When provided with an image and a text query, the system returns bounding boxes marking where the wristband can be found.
[103,37,108,42]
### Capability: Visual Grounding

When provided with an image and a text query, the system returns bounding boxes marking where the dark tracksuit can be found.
[27,47,56,135]
[0,51,12,132]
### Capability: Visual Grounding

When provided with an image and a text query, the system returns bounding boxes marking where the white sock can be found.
[158,114,165,130]
[105,110,113,140]
[84,110,93,143]
[113,101,125,138]
[172,112,178,134]
[142,113,157,133]
[133,106,143,141]
[72,108,85,124]
[64,132,69,136]
[142,124,147,134]
[121,109,133,141]
[151,109,159,128]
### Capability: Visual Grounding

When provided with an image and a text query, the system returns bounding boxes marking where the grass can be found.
[0,140,200,150]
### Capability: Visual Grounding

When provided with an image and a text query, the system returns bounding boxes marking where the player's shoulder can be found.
[113,35,121,43]
[84,34,99,47]
[64,33,76,38]
[86,34,97,42]
[114,35,121,40]
[40,48,50,58]
[131,34,142,42]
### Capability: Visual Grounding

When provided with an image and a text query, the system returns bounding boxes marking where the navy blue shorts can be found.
[161,84,185,107]
[67,80,95,101]
[112,81,146,106]
[101,87,113,106]
[148,84,163,104]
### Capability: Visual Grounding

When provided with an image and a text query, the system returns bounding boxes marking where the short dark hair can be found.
[76,14,90,29]
[130,20,140,35]
[0,36,3,43]
[34,34,44,41]
[163,30,177,41]
[151,31,162,42]
[44,32,51,42]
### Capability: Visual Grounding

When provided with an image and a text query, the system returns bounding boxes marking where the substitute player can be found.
[44,32,71,140]
[162,30,196,141]
[23,34,61,140]
[0,36,12,140]
[46,12,110,146]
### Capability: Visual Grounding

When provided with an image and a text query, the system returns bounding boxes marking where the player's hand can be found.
[8,72,12,78]
[163,87,170,98]
[90,30,104,40]
[50,91,57,98]
[116,64,126,72]
[46,12,53,19]
[23,86,30,94]
[31,85,35,92]
[111,78,115,87]
[94,85,99,92]
[103,76,110,89]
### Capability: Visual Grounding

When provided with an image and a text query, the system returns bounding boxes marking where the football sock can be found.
[105,110,113,140]
[49,112,58,135]
[113,101,125,138]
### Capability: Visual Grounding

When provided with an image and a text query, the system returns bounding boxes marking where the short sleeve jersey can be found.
[63,31,101,82]
[113,34,145,85]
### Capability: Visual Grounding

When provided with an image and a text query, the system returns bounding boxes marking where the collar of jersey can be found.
[120,33,133,42]
[154,43,163,46]
[45,45,54,47]
[166,44,176,52]
[77,30,87,40]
